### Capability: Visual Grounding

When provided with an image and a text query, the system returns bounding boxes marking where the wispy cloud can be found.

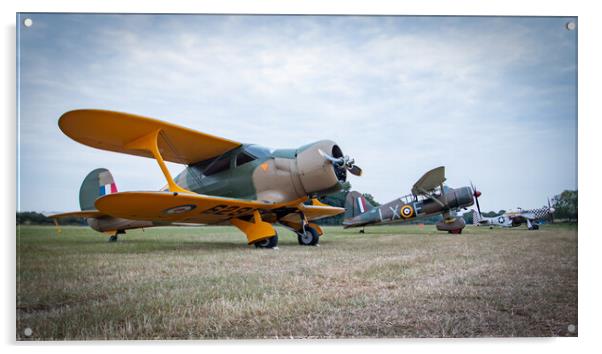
[18,14,577,212]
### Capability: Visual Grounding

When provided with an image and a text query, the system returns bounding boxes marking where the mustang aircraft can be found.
[51,109,362,248]
[472,200,555,230]
[343,166,480,234]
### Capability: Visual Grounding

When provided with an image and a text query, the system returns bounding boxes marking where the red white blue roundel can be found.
[400,204,415,219]
[164,204,197,215]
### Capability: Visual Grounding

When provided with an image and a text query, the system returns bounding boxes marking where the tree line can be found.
[16,188,577,226]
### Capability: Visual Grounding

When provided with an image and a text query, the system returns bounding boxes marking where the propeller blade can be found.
[470,181,483,217]
[548,197,555,223]
[318,149,342,165]
[318,149,362,177]
[349,165,363,176]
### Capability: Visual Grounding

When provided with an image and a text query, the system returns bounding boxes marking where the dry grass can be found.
[16,224,577,339]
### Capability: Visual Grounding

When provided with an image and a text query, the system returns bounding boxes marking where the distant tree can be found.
[462,211,474,224]
[552,190,578,222]
[314,182,350,225]
[362,193,380,207]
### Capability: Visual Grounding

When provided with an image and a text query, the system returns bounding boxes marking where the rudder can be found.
[344,191,374,220]
[79,168,118,211]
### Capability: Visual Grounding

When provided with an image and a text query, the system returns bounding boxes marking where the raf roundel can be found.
[164,204,197,215]
[400,205,415,219]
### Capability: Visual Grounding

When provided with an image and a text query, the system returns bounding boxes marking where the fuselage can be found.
[477,206,554,228]
[88,140,350,232]
[344,186,475,228]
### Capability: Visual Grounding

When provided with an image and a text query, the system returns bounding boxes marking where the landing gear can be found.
[448,228,463,234]
[359,227,365,234]
[297,226,320,246]
[254,233,279,249]
[108,230,125,242]
[529,224,540,230]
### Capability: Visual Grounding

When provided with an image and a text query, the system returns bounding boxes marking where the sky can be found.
[16,14,577,213]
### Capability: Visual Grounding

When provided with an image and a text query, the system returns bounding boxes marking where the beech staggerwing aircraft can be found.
[51,110,362,248]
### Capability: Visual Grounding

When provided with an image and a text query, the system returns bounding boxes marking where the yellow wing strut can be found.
[124,129,191,194]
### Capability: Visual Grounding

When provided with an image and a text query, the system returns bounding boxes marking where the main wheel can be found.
[448,228,462,234]
[297,226,320,246]
[254,234,278,249]
[108,235,118,242]
[529,224,540,230]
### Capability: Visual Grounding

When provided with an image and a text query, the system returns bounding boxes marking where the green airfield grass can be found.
[16,224,577,339]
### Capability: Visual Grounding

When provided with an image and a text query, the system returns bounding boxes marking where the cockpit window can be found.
[244,144,271,158]
[203,155,231,176]
[236,152,255,167]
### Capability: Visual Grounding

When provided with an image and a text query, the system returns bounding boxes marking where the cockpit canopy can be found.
[191,144,271,177]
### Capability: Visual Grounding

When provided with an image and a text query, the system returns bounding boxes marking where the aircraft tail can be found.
[79,168,118,211]
[472,209,484,225]
[344,191,375,220]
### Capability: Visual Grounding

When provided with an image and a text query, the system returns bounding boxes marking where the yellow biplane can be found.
[51,110,362,248]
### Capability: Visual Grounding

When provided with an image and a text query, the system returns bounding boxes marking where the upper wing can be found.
[49,210,107,219]
[94,191,306,224]
[59,109,241,164]
[411,166,446,195]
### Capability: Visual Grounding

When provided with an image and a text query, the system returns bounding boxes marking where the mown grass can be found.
[16,223,577,339]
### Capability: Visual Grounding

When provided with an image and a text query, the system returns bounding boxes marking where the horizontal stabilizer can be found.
[412,166,446,195]
[49,210,106,219]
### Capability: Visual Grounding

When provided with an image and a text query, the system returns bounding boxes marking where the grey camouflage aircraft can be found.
[343,166,480,234]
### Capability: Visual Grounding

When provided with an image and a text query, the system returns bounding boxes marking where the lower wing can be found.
[94,191,308,224]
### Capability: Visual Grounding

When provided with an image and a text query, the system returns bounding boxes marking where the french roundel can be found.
[400,205,414,219]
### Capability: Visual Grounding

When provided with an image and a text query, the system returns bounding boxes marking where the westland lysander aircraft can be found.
[472,200,555,230]
[343,166,481,234]
[51,109,363,248]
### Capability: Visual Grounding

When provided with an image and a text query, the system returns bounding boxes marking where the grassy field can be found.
[16,224,577,340]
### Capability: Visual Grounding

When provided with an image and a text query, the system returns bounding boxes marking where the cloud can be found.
[18,15,577,212]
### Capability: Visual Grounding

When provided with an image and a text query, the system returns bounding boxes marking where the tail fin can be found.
[344,191,374,220]
[471,209,481,225]
[79,168,117,211]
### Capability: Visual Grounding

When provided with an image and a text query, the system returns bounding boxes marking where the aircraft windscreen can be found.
[244,144,271,158]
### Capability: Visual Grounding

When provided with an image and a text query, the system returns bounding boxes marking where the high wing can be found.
[94,191,309,224]
[59,109,241,165]
[411,166,446,195]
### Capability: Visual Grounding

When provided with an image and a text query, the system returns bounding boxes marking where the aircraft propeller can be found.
[318,149,363,176]
[470,181,483,218]
[548,197,555,223]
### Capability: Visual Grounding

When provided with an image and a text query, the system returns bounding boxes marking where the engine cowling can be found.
[295,140,346,195]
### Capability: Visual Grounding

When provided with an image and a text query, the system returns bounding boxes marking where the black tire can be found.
[448,228,462,234]
[108,235,118,242]
[529,224,539,230]
[297,226,320,246]
[254,234,278,249]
